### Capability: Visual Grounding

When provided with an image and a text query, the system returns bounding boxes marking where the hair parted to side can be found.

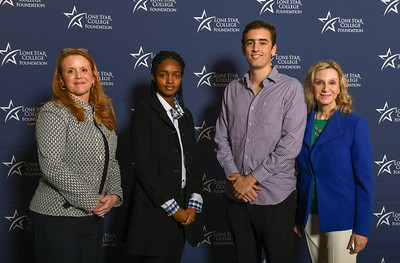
[150,50,186,106]
[50,48,117,130]
[304,59,352,115]
[241,20,277,47]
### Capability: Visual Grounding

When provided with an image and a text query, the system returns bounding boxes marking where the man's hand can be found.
[182,208,197,226]
[228,173,258,200]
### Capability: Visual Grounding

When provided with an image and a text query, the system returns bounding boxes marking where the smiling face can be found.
[60,54,95,104]
[313,68,340,112]
[242,28,277,71]
[152,58,182,107]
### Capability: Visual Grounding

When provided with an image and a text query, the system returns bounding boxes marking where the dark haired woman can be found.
[29,48,123,263]
[126,51,204,263]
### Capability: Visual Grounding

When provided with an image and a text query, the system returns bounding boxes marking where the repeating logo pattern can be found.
[374,206,400,227]
[376,102,399,124]
[0,0,45,8]
[130,47,154,69]
[344,73,362,88]
[1,99,39,123]
[375,154,400,176]
[3,155,42,177]
[0,43,47,67]
[194,66,238,88]
[194,10,240,33]
[202,174,226,194]
[318,11,364,34]
[272,53,302,70]
[257,0,303,15]
[195,120,215,142]
[381,0,400,15]
[100,71,115,87]
[5,210,30,232]
[132,0,177,13]
[202,226,233,246]
[379,48,400,70]
[64,6,113,30]
[102,233,118,247]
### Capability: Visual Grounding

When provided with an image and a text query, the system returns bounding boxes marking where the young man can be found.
[214,20,307,263]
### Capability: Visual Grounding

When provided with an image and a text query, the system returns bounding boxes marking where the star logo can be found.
[374,206,394,227]
[375,154,396,176]
[194,66,215,88]
[5,210,30,232]
[0,43,21,66]
[379,48,400,70]
[201,226,215,245]
[202,174,215,193]
[132,0,148,13]
[64,6,87,29]
[1,99,24,123]
[195,120,215,142]
[0,0,14,6]
[194,10,216,33]
[318,11,340,34]
[382,0,400,15]
[380,258,386,263]
[257,0,274,15]
[3,155,25,178]
[376,102,397,123]
[130,47,153,69]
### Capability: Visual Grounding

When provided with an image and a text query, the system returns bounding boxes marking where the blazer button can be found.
[110,157,113,161]
[106,134,110,139]
[106,178,109,181]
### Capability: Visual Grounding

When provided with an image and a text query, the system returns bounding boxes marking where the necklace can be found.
[313,118,326,140]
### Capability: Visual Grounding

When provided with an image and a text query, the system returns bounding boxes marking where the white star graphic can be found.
[379,48,400,70]
[373,206,393,227]
[0,43,20,66]
[382,0,400,15]
[1,99,23,122]
[376,102,396,123]
[130,47,153,69]
[133,0,148,13]
[201,226,215,245]
[375,154,394,175]
[3,155,25,178]
[202,174,214,193]
[195,120,215,142]
[5,210,27,231]
[64,6,86,29]
[257,0,274,15]
[194,66,215,88]
[194,10,215,33]
[318,11,339,33]
[1,0,14,6]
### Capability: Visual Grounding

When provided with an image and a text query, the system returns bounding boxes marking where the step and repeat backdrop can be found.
[1,0,399,262]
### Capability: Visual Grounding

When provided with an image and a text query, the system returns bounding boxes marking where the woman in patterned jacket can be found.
[29,48,123,263]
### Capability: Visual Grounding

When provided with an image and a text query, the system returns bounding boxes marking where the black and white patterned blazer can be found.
[29,97,123,217]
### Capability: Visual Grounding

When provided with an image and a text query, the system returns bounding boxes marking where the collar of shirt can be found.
[156,92,184,122]
[242,66,279,91]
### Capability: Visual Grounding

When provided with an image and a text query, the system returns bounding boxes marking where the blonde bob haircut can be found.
[50,48,117,131]
[304,59,352,116]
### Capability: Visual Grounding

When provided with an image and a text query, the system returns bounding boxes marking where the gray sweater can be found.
[29,98,123,217]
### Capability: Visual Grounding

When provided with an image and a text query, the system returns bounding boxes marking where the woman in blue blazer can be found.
[295,60,373,263]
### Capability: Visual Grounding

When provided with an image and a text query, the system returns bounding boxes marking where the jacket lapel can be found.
[150,94,175,128]
[303,111,316,150]
[312,110,344,148]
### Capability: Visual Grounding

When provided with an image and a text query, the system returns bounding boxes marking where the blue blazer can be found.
[296,110,373,237]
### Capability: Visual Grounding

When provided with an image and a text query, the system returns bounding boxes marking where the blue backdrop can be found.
[1,0,400,262]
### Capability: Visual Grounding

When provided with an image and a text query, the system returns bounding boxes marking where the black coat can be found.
[126,94,204,256]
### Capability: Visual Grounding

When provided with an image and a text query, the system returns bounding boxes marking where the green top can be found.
[309,118,328,214]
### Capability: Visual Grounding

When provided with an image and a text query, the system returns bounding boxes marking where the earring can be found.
[61,85,66,90]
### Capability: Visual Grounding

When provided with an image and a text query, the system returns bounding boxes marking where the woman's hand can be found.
[93,194,119,218]
[347,233,368,254]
